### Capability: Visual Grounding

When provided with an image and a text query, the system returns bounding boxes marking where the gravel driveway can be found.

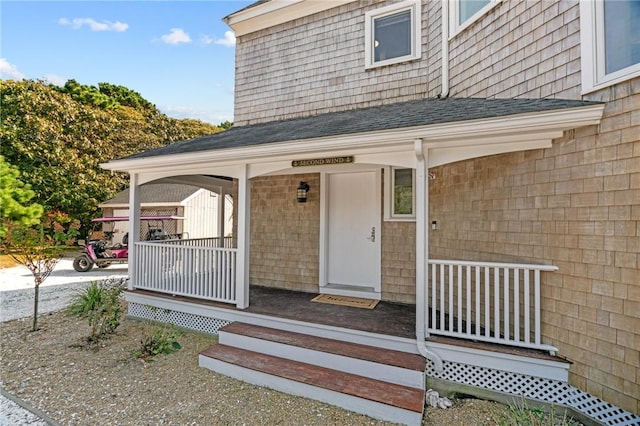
[0,258,128,322]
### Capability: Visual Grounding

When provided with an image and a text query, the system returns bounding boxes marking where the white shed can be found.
[99,183,233,244]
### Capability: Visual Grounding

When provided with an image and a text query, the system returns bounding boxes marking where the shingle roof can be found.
[126,97,602,160]
[101,184,200,205]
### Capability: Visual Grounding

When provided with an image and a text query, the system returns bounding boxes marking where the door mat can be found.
[311,294,379,309]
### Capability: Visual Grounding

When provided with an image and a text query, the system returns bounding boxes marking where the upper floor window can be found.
[580,0,640,93]
[449,0,499,36]
[365,1,421,69]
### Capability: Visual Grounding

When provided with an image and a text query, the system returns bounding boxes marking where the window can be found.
[449,0,500,36]
[384,167,415,220]
[580,0,640,92]
[365,1,421,69]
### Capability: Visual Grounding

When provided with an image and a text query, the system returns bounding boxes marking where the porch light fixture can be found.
[297,181,310,203]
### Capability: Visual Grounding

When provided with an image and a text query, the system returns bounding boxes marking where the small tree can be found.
[1,212,80,331]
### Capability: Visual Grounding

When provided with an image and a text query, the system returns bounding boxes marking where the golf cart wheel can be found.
[73,255,94,272]
[97,262,111,268]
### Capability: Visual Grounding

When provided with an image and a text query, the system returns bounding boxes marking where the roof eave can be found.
[101,103,605,173]
[225,0,356,36]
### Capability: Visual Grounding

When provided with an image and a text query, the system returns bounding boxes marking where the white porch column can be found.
[414,139,442,370]
[415,139,429,340]
[128,173,141,291]
[235,166,251,308]
[217,186,226,240]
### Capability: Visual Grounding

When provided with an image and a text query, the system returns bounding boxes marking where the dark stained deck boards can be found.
[200,345,425,413]
[222,322,427,371]
[131,286,568,364]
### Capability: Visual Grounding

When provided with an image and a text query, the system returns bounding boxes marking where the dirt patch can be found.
[1,309,537,425]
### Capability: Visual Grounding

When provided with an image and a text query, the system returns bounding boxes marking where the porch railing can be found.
[161,236,234,248]
[427,259,558,353]
[134,238,236,304]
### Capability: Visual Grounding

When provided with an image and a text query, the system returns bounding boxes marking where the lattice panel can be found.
[426,361,639,426]
[128,302,230,334]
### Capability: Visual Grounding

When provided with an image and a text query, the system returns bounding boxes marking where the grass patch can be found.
[493,397,582,426]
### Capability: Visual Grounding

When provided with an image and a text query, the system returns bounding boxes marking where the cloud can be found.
[201,31,236,47]
[43,74,67,86]
[161,104,232,125]
[59,17,128,32]
[160,28,191,45]
[0,58,25,80]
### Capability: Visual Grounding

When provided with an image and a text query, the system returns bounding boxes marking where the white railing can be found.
[427,259,559,353]
[156,236,234,248]
[134,239,236,304]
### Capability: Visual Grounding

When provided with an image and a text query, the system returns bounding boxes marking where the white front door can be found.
[324,170,381,298]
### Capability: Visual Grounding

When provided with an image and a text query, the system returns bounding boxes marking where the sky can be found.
[1,1,254,125]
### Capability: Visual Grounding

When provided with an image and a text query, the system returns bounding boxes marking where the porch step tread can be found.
[221,322,426,371]
[200,344,425,414]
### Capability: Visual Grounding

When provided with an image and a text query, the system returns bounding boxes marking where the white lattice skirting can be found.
[128,302,230,334]
[128,303,639,426]
[427,361,639,426]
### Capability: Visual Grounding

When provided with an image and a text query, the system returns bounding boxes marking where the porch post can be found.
[235,166,251,308]
[414,139,429,340]
[217,186,226,240]
[128,173,141,291]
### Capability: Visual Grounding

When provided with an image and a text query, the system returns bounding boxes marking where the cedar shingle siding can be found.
[233,0,639,414]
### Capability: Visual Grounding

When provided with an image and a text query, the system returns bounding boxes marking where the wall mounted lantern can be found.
[297,181,310,203]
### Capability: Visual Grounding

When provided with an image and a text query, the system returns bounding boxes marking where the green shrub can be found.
[133,323,182,360]
[67,278,125,342]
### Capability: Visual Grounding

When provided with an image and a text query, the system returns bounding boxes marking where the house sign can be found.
[292,156,354,167]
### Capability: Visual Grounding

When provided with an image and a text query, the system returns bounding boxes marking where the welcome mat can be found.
[311,294,379,309]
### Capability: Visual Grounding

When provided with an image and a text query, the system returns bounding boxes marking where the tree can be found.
[0,155,43,237]
[219,120,233,130]
[1,79,223,234]
[1,212,80,331]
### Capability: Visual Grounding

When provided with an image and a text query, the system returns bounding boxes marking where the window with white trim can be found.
[384,167,415,220]
[365,1,421,69]
[449,0,500,36]
[580,0,640,93]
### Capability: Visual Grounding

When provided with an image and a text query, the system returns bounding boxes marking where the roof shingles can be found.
[101,184,200,205]
[126,97,601,160]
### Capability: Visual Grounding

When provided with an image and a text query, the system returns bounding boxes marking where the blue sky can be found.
[1,1,254,125]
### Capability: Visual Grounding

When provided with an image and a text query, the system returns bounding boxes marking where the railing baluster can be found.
[504,267,510,342]
[524,268,530,344]
[457,264,462,334]
[494,267,500,340]
[484,266,490,338]
[448,264,454,332]
[465,265,471,335]
[430,263,437,331]
[514,268,520,343]
[439,264,445,333]
[475,266,480,338]
[534,269,541,345]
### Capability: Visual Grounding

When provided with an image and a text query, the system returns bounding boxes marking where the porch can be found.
[132,237,561,354]
[126,239,574,426]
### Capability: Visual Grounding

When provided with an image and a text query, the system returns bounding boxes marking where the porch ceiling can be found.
[102,97,604,175]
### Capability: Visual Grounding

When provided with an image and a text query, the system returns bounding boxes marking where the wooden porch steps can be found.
[199,322,427,425]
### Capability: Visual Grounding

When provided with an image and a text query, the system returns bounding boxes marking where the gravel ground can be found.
[0,258,128,322]
[0,310,513,426]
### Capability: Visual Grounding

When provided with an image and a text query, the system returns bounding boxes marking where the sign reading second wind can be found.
[292,156,354,167]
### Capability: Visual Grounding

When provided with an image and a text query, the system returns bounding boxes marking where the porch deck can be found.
[129,285,560,363]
